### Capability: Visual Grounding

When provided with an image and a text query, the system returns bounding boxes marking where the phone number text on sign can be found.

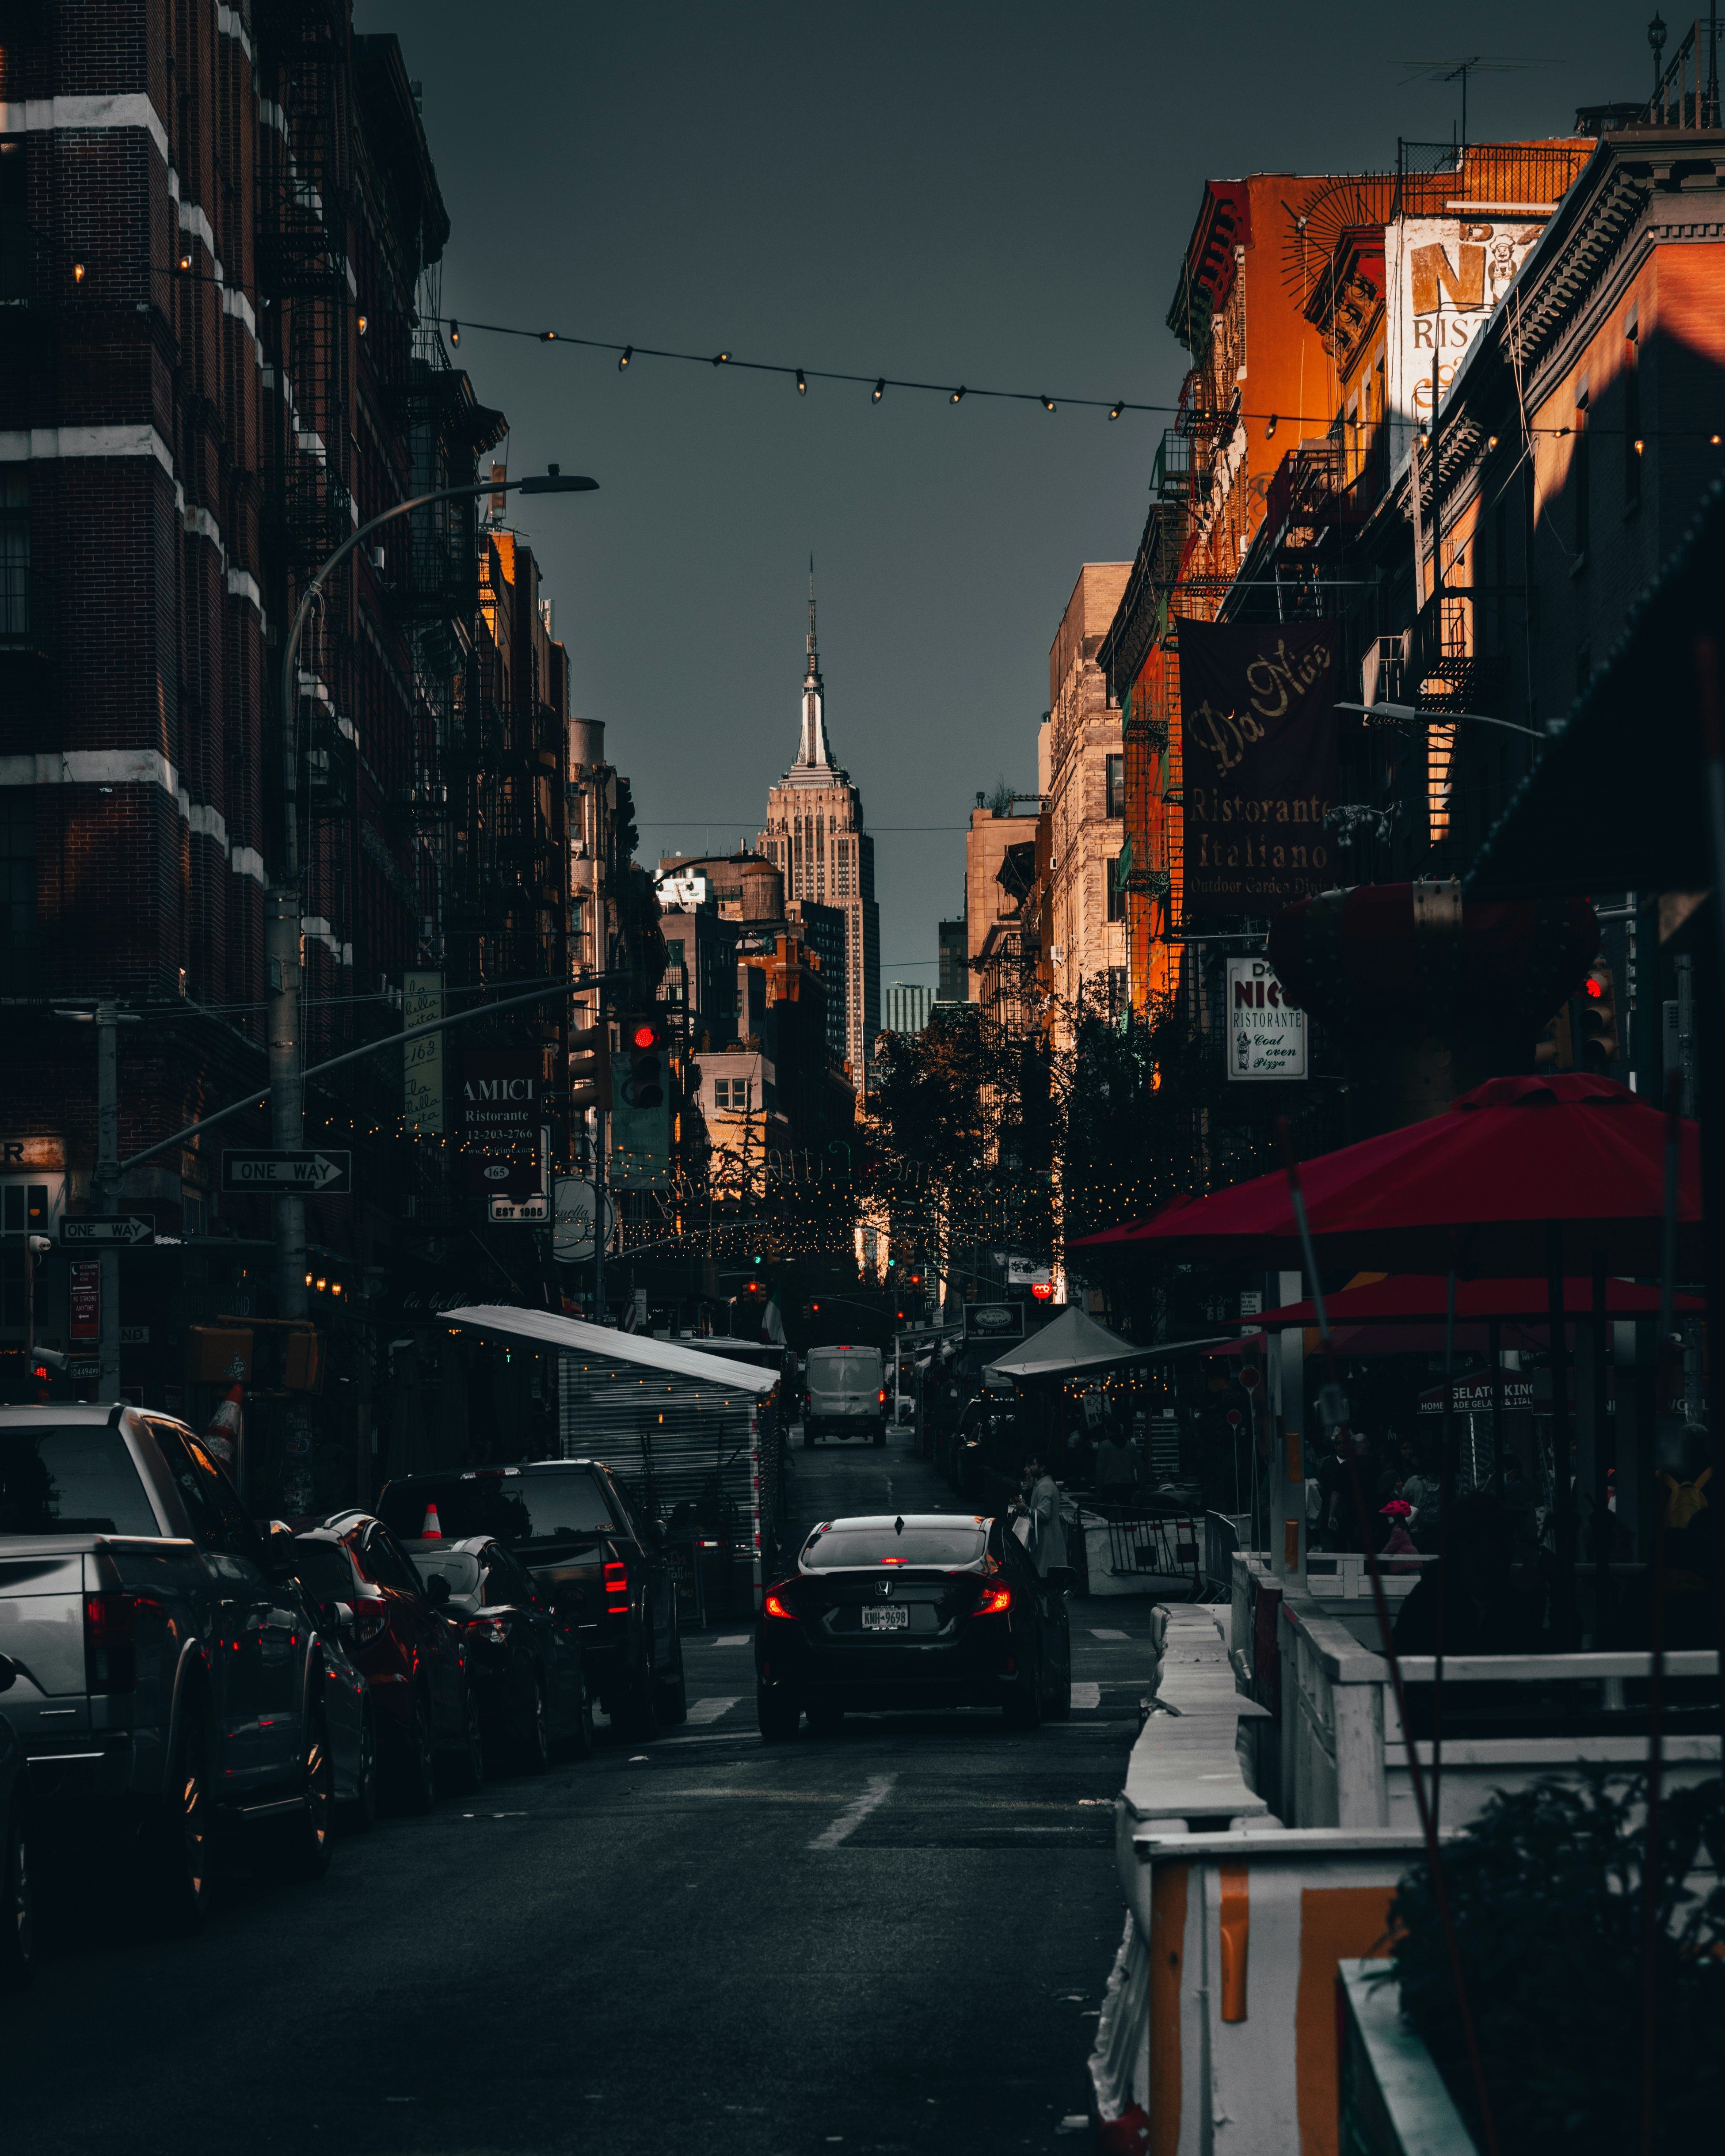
[1226,958,1306,1082]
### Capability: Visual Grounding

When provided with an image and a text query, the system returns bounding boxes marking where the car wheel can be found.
[807,1700,844,1737]
[519,1673,552,1775]
[565,1650,596,1760]
[445,1679,486,1796]
[147,1704,213,1935]
[278,1700,336,1882]
[655,1624,689,1726]
[391,1687,437,1815]
[0,1796,34,1991]
[1003,1663,1043,1731]
[345,1706,379,1832]
[758,1688,800,1741]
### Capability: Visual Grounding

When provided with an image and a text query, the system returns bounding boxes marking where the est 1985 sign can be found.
[1226,958,1306,1082]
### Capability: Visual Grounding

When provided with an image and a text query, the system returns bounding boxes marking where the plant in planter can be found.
[1388,1772,1725,2154]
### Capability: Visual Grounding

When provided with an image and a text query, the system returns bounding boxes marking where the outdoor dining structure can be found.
[1074,487,1725,2153]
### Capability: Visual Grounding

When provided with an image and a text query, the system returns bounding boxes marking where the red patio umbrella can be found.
[1068,1073,1702,1278]
[1227,1275,1705,1327]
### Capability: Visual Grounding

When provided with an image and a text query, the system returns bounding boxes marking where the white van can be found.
[803,1344,887,1448]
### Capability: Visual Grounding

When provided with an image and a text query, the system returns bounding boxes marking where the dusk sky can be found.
[355,0,1652,984]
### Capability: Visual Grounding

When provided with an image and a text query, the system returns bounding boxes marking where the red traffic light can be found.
[1584,977,1604,999]
[632,1021,657,1048]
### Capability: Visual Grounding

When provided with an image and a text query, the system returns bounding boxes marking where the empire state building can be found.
[758,575,881,1088]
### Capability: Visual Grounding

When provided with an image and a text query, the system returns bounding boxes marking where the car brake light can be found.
[878,1389,887,1403]
[84,1590,149,1692]
[763,1586,798,1621]
[604,1559,629,1615]
[974,1584,1013,1616]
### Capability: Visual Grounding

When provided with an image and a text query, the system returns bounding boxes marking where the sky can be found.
[354,0,1657,984]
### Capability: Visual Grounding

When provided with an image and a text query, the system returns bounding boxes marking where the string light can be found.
[872,378,885,402]
[618,343,631,369]
[73,262,84,282]
[796,368,806,394]
[1109,402,1123,420]
[1040,395,1056,412]
[449,319,460,345]
[541,328,556,341]
[179,251,192,270]
[358,313,368,336]
[712,350,730,365]
[952,385,966,404]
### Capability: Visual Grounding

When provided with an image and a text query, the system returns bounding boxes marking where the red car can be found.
[290,1512,484,1810]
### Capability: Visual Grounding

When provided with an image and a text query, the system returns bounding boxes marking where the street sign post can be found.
[59,1215,155,1247]
[221,1149,353,1194]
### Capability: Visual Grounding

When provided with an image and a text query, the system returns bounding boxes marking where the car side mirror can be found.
[0,1653,15,1694]
[426,1573,452,1606]
[263,1521,298,1581]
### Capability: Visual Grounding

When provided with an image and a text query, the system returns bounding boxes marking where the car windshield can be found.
[407,1547,482,1597]
[290,1537,361,1601]
[377,1471,614,1549]
[0,1426,159,1537]
[802,1523,987,1570]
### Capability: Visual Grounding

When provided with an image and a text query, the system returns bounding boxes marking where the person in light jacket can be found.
[1017,1454,1068,1577]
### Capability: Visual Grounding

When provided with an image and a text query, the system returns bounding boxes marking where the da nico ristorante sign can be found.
[1178,619,1338,916]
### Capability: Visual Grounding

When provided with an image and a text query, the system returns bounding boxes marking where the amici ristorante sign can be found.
[1177,618,1339,917]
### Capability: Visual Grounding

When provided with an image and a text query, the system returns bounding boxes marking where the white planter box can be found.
[1337,1958,1478,2155]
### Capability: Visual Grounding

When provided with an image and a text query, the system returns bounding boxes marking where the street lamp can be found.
[271,465,598,1319]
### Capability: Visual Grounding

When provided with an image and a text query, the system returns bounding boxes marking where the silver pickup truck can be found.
[0,1403,340,1931]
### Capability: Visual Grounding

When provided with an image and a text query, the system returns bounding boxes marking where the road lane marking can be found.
[1090,1628,1130,1640]
[686,1696,743,1724]
[1070,1682,1102,1709]
[808,1773,897,1848]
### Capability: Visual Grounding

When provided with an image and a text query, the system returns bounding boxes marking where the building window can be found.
[0,788,36,989]
[1107,856,1125,923]
[0,470,27,642]
[713,1077,750,1111]
[1104,753,1124,818]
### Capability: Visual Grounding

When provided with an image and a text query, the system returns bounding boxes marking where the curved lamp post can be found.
[270,467,597,1318]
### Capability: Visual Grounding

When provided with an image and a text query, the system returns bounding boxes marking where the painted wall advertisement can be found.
[402,969,445,1134]
[1226,958,1307,1081]
[1177,618,1338,917]
[1384,213,1545,472]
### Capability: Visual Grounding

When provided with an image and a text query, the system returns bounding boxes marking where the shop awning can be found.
[1467,475,1725,897]
[442,1304,779,1395]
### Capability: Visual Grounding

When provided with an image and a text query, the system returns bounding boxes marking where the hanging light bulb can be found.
[1109,402,1124,420]
[73,262,85,282]
[712,350,730,365]
[1266,413,1279,439]
[357,313,368,336]
[1040,395,1055,412]
[179,251,192,271]
[449,319,459,344]
[541,328,556,341]
[796,368,807,394]
[872,378,884,402]
[617,344,632,370]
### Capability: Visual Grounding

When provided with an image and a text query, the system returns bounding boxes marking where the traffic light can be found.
[568,1025,613,1114]
[1535,1004,1574,1072]
[1575,964,1620,1068]
[627,1016,666,1107]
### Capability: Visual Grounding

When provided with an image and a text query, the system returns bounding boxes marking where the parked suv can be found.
[0,1405,339,1932]
[377,1462,686,1738]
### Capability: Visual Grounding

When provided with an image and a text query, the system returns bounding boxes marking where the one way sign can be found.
[221,1149,353,1194]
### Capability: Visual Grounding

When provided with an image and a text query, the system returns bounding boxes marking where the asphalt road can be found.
[11,1435,1164,2156]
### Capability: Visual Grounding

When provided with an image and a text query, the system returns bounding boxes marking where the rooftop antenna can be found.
[1396,54,1550,149]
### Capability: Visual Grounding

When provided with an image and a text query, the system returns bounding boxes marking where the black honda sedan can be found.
[755,1512,1071,1737]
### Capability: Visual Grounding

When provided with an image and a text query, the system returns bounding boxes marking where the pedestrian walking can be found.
[1015,1454,1068,1577]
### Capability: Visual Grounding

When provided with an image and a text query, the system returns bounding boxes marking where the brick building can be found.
[1045,562,1130,1037]
[0,7,587,1479]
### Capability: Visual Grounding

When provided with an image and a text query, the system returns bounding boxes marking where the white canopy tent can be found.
[984,1306,1150,1383]
[442,1304,779,1395]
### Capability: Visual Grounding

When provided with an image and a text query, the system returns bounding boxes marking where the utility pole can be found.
[23,1234,50,1371]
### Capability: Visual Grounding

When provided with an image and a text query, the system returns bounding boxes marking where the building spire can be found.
[795,559,834,771]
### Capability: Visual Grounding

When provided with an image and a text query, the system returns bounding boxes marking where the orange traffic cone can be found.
[204,1382,244,1471]
[420,1503,443,1539]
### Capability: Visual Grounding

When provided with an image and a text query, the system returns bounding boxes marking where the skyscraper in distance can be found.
[759,568,880,1088]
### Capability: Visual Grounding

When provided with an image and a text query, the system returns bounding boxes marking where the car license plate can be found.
[862,1606,908,1632]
